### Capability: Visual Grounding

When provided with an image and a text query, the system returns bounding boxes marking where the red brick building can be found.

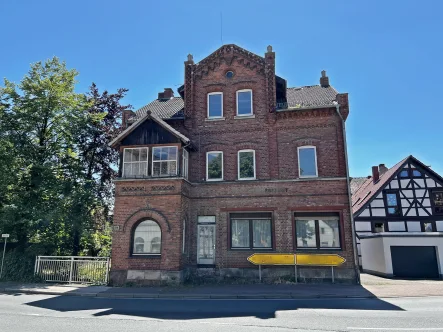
[109,44,358,285]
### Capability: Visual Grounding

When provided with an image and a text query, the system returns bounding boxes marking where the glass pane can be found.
[168,147,177,160]
[319,219,340,248]
[168,161,177,175]
[140,162,147,176]
[299,148,317,177]
[231,219,250,247]
[239,151,255,179]
[124,149,133,162]
[412,169,422,177]
[133,220,161,254]
[208,94,222,118]
[132,162,139,176]
[386,193,398,207]
[123,163,132,177]
[399,170,409,178]
[252,220,271,248]
[237,91,252,115]
[207,153,222,180]
[387,207,398,215]
[296,220,317,247]
[153,162,160,176]
[140,148,148,161]
[198,225,215,259]
[374,223,385,233]
[132,149,140,161]
[153,148,161,161]
[423,222,433,232]
[433,191,443,214]
[161,162,168,175]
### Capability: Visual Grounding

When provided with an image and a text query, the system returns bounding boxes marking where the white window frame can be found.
[297,146,318,178]
[182,148,189,180]
[207,92,223,119]
[152,146,178,177]
[238,149,256,180]
[206,151,223,181]
[122,147,149,178]
[236,89,253,116]
[132,220,162,256]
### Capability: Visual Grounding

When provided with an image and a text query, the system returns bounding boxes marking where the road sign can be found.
[1,234,9,238]
[295,254,346,266]
[247,253,295,265]
[247,253,345,267]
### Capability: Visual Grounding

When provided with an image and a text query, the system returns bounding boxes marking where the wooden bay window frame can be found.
[122,147,149,178]
[152,146,178,177]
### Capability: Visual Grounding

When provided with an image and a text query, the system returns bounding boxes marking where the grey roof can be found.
[134,97,184,120]
[285,85,338,108]
[133,85,338,120]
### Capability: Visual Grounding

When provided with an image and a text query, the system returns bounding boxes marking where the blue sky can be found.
[1,0,442,176]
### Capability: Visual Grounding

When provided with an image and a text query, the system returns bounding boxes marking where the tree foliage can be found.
[0,57,129,260]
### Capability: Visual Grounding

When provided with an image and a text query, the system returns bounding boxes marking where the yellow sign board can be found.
[247,253,295,265]
[295,254,346,266]
[247,253,345,267]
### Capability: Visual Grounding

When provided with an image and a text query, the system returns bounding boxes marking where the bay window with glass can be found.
[123,148,149,178]
[230,213,273,249]
[295,213,341,249]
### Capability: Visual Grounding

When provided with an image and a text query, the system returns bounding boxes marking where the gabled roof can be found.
[350,177,368,195]
[109,111,190,148]
[351,155,443,215]
[285,85,338,108]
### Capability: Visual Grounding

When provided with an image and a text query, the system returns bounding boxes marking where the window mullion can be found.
[249,220,253,249]
[315,220,320,249]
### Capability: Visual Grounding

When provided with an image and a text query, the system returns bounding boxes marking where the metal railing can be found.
[34,256,110,285]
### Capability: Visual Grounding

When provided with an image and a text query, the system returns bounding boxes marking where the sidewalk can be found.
[1,274,442,299]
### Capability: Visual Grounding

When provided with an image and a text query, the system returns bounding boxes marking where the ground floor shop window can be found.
[230,212,272,249]
[295,213,341,249]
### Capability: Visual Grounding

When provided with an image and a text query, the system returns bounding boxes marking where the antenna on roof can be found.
[220,12,223,45]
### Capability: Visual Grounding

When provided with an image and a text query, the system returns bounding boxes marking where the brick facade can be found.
[110,44,358,285]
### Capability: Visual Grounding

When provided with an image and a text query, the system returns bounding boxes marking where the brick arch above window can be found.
[123,208,171,233]
[202,143,229,152]
[291,137,321,146]
[233,141,260,150]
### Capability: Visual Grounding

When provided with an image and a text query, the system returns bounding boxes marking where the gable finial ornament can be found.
[267,45,273,52]
[187,54,193,62]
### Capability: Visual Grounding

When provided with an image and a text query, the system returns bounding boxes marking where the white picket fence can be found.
[34,256,110,284]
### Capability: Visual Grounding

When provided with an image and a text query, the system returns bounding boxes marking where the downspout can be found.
[333,101,361,284]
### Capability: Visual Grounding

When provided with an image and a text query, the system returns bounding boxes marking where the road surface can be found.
[1,293,443,331]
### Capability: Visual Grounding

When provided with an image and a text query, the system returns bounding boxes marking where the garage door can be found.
[390,246,439,278]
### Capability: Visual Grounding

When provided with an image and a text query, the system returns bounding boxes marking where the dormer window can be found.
[236,89,253,116]
[208,92,223,119]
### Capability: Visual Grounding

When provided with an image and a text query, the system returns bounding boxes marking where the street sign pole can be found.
[0,235,8,279]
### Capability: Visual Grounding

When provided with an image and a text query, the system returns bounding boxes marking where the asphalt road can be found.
[1,294,443,332]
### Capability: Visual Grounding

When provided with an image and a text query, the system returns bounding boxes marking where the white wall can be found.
[360,237,387,274]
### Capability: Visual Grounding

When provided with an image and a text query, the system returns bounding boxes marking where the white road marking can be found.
[348,328,443,331]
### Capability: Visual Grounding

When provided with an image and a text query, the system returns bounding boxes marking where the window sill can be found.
[206,179,223,182]
[130,254,161,258]
[295,248,342,251]
[205,117,225,122]
[299,175,319,179]
[238,178,257,181]
[234,114,255,119]
[230,248,274,251]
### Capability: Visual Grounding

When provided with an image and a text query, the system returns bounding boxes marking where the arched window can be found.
[133,220,161,255]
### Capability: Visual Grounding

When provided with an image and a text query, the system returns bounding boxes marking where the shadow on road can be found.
[24,292,403,320]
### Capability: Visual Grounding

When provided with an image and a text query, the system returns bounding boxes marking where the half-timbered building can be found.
[108,44,358,285]
[352,156,443,279]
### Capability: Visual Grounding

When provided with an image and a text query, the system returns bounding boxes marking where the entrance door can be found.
[197,224,215,265]
[391,246,439,278]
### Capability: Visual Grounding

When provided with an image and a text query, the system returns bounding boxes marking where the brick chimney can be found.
[320,70,330,87]
[158,88,174,100]
[122,110,135,130]
[379,164,388,175]
[372,166,380,183]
